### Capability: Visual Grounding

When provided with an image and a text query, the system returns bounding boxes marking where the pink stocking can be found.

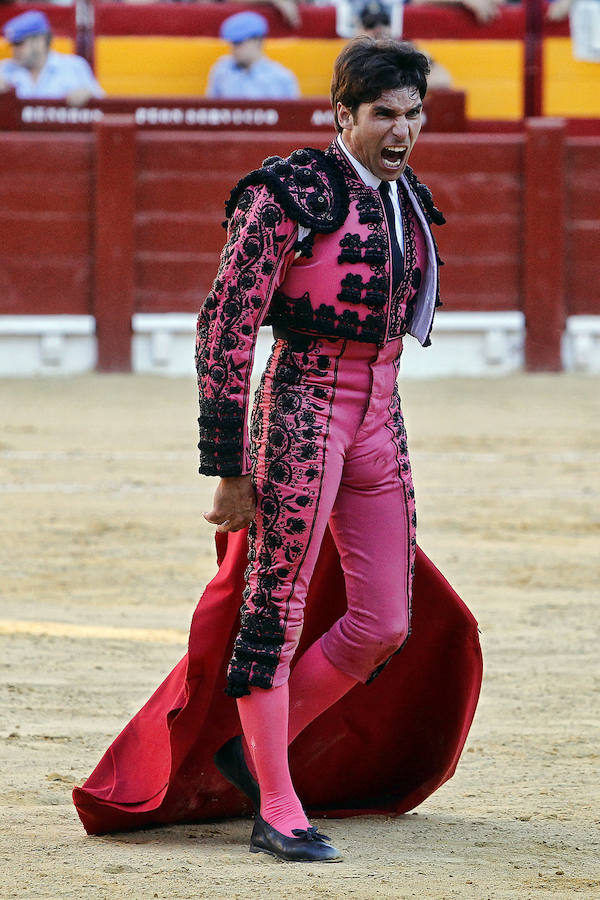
[286,637,357,743]
[237,682,309,837]
[239,640,357,833]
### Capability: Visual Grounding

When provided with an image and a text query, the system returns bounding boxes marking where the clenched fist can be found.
[203,475,256,533]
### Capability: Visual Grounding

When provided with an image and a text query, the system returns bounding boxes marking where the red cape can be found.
[73,528,482,835]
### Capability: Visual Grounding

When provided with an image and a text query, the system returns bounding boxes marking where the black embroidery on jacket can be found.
[268,290,385,344]
[226,343,338,697]
[338,233,387,266]
[403,165,446,226]
[196,188,294,476]
[197,141,446,476]
[225,148,350,235]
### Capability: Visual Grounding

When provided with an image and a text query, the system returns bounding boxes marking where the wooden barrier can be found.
[0,92,466,134]
[0,117,599,372]
[0,132,93,316]
[94,115,136,371]
[524,118,566,371]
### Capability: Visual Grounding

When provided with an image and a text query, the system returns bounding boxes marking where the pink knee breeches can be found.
[226,336,416,697]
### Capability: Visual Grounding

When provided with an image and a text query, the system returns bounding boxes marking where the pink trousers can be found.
[226,336,416,697]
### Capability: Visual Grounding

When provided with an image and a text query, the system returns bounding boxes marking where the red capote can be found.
[73,528,482,835]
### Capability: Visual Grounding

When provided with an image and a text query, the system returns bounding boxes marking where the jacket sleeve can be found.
[195,184,299,477]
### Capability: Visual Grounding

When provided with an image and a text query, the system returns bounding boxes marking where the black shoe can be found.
[249,815,343,862]
[214,736,261,812]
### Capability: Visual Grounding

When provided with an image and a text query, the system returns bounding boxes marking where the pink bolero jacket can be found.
[196,140,445,477]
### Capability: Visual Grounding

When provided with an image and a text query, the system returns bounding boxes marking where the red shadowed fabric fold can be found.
[73,528,482,835]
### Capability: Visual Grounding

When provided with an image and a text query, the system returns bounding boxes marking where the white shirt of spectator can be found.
[0,49,104,100]
[570,0,600,61]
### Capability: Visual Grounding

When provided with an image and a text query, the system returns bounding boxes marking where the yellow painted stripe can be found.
[95,36,347,98]
[544,37,600,117]
[4,35,597,120]
[417,39,523,119]
[96,35,525,118]
[0,619,188,645]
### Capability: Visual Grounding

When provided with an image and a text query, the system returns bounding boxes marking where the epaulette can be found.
[225,148,350,234]
[403,165,446,226]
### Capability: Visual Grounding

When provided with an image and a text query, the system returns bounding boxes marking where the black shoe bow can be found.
[250,815,342,862]
[291,826,331,842]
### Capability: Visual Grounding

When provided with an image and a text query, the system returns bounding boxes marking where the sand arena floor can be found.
[0,373,598,900]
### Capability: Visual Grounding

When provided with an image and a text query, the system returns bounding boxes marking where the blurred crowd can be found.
[1,0,590,107]
[0,0,510,28]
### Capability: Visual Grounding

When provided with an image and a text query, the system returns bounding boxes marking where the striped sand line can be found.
[0,619,188,645]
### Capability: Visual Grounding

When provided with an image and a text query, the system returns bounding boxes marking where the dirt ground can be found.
[0,373,598,900]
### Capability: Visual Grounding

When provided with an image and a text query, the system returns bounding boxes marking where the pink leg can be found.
[237,684,309,837]
[241,639,357,791]
[287,638,357,743]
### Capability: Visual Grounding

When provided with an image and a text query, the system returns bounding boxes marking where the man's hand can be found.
[271,0,301,28]
[458,0,502,23]
[203,475,256,533]
[66,89,94,107]
[546,0,572,22]
[412,0,501,25]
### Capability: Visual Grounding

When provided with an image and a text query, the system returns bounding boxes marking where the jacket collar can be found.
[326,138,365,185]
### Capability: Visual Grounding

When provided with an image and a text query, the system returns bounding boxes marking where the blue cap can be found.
[220,11,268,45]
[3,10,51,44]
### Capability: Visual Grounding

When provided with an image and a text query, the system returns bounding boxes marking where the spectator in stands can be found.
[357,1,452,87]
[253,0,302,28]
[547,0,600,62]
[358,0,399,37]
[410,0,502,25]
[0,10,104,106]
[206,11,300,99]
[312,0,502,33]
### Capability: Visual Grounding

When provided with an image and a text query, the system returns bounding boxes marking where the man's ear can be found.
[336,102,354,130]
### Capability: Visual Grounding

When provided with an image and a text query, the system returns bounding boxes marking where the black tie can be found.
[378,181,403,295]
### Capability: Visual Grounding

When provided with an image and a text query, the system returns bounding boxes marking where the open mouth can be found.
[381,146,408,169]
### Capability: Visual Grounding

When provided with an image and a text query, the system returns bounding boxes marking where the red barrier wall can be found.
[411,135,523,314]
[133,132,527,316]
[566,139,600,317]
[0,133,93,315]
[0,121,599,371]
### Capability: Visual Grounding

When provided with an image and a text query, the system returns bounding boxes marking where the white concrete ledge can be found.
[1,311,597,376]
[132,313,198,375]
[0,315,96,376]
[401,311,525,378]
[562,316,600,373]
[131,310,527,378]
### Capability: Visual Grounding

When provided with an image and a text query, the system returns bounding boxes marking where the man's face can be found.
[337,86,423,182]
[12,33,48,71]
[231,37,263,69]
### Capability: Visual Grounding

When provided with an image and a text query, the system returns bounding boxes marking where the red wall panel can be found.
[1,125,598,365]
[0,134,93,315]
[565,140,600,316]
[133,132,527,314]
[411,136,523,313]
[134,132,327,312]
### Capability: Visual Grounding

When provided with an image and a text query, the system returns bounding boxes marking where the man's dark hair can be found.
[331,38,430,133]
[359,1,390,31]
